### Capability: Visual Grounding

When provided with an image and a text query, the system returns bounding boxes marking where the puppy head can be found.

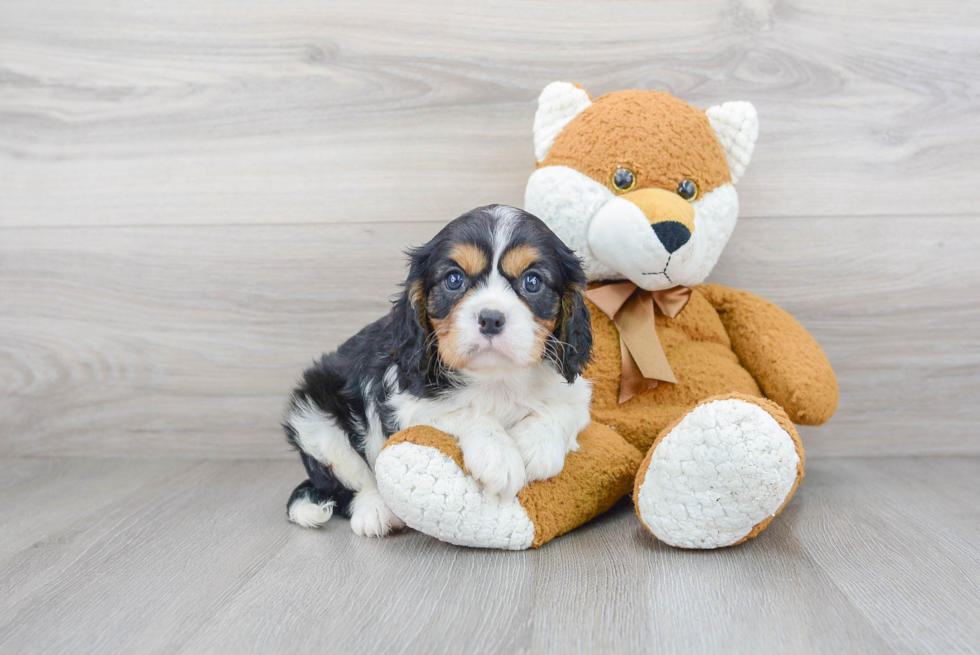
[394,205,591,383]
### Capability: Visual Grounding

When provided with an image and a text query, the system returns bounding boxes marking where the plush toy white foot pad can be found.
[635,397,802,549]
[376,441,535,550]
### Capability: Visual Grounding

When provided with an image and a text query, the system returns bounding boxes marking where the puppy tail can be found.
[287,480,340,529]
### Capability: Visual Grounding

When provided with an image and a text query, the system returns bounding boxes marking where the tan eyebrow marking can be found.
[449,243,488,277]
[500,244,541,278]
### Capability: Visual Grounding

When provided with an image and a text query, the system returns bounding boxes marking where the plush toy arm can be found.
[699,284,839,425]
[375,422,642,550]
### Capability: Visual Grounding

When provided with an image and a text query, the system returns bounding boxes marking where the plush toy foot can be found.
[375,422,642,550]
[634,393,805,549]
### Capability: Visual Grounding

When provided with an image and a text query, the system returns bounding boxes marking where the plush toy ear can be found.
[533,82,593,163]
[705,101,759,184]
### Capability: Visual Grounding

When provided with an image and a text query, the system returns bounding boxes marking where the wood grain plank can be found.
[180,501,892,655]
[2,215,977,458]
[0,460,295,654]
[3,457,977,654]
[1,0,979,227]
[790,457,980,653]
[634,521,894,654]
[0,221,429,458]
[178,513,536,655]
[0,458,187,556]
[0,459,200,615]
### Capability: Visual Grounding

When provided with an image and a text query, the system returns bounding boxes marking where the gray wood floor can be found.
[1,456,978,654]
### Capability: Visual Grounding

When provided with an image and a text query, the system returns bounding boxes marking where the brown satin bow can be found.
[585,282,692,404]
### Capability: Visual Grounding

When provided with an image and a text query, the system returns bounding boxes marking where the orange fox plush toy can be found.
[375,83,838,550]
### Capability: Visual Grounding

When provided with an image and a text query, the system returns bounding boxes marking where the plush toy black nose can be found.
[478,310,506,336]
[652,221,692,253]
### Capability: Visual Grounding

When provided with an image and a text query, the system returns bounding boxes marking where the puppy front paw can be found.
[510,417,568,483]
[460,433,527,501]
[350,488,406,538]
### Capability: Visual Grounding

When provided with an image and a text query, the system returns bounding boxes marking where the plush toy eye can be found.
[612,167,636,192]
[677,179,698,201]
[445,271,464,291]
[522,273,542,293]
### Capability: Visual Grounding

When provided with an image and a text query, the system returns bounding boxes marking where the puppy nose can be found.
[478,309,506,336]
[651,221,692,253]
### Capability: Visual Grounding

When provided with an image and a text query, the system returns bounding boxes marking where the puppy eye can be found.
[677,179,698,201]
[612,167,636,192]
[523,273,542,293]
[445,271,464,291]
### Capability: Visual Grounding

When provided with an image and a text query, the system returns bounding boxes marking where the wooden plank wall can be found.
[1,0,978,458]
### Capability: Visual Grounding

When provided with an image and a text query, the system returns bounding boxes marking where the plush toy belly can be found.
[585,290,764,453]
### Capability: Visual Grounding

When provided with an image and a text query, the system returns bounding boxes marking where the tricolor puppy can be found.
[284,205,593,537]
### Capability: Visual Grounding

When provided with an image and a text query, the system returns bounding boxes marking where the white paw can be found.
[510,418,568,483]
[288,496,335,529]
[349,488,405,538]
[460,433,527,501]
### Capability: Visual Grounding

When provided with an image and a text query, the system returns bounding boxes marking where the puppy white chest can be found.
[388,371,544,430]
[388,367,556,433]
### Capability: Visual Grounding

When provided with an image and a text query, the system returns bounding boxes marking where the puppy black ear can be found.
[391,243,436,382]
[549,238,592,382]
[552,286,593,383]
[391,280,431,377]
